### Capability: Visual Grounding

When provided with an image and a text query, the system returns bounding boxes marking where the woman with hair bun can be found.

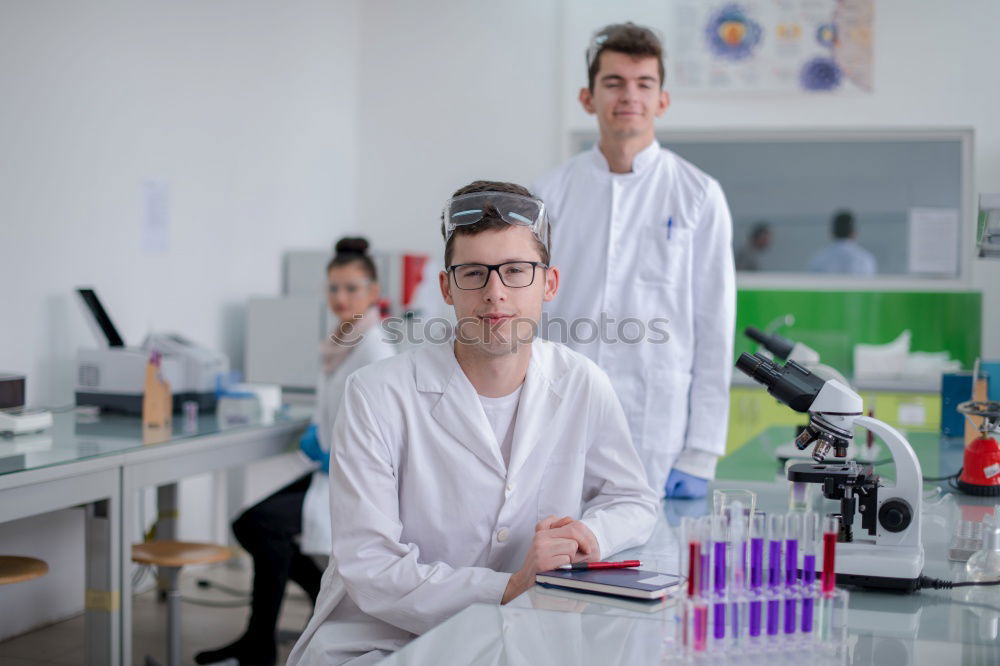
[196,237,395,666]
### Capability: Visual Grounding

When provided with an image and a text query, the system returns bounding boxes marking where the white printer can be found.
[75,288,229,414]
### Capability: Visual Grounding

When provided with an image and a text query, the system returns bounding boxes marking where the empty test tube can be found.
[728,502,748,592]
[729,501,748,647]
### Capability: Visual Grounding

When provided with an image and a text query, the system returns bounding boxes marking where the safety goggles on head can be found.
[442,192,549,249]
[585,22,664,71]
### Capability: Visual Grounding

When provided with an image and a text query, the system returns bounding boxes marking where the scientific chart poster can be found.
[671,0,873,93]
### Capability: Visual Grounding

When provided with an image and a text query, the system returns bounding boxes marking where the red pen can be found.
[557,560,641,570]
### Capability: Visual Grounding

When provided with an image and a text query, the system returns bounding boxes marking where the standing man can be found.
[534,23,736,499]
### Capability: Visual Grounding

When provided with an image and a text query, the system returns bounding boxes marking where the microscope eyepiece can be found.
[735,352,827,413]
[735,352,779,384]
[744,326,795,360]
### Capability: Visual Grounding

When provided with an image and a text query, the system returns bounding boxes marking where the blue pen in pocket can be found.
[667,217,673,240]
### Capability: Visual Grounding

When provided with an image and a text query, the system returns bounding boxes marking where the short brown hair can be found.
[441,180,550,267]
[587,22,665,91]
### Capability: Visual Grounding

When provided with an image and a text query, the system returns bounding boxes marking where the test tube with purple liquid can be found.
[801,512,820,637]
[783,513,801,636]
[766,514,784,637]
[712,516,728,643]
[749,512,766,640]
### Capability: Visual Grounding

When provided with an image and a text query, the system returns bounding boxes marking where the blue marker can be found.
[667,217,673,240]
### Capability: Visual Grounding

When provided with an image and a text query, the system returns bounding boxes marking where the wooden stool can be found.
[0,556,48,585]
[132,541,232,666]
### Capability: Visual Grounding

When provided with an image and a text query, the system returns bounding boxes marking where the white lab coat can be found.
[299,326,396,555]
[287,338,658,665]
[533,140,736,489]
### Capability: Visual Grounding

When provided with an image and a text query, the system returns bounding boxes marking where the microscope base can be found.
[835,542,924,592]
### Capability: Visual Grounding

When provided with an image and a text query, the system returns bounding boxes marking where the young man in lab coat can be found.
[287,181,658,665]
[533,23,736,499]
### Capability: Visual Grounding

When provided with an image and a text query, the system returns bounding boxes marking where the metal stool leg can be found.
[143,566,181,666]
[164,566,181,666]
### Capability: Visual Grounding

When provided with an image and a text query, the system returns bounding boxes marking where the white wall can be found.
[354,0,564,260]
[0,0,359,637]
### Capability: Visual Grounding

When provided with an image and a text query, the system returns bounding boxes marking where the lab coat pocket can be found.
[637,226,690,285]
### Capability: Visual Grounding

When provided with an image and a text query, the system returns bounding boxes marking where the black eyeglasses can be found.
[448,262,547,290]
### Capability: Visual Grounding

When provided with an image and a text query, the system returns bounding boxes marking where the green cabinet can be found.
[726,386,941,454]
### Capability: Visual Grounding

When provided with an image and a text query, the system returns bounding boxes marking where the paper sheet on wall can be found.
[907,207,959,275]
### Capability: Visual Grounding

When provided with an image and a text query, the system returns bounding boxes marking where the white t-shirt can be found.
[477,385,523,469]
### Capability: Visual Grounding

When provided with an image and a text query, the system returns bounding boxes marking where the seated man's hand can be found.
[542,516,600,563]
[501,515,600,604]
[664,468,708,499]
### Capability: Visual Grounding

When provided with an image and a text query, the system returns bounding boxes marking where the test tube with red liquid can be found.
[822,515,839,596]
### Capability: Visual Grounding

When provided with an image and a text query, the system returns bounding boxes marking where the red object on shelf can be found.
[401,254,428,310]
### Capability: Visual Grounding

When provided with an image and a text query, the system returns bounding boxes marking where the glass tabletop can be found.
[0,405,312,477]
[382,604,676,665]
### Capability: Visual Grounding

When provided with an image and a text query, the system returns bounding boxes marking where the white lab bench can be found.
[0,406,311,665]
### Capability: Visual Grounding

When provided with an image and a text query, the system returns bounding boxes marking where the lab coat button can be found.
[496,527,510,543]
[505,483,514,493]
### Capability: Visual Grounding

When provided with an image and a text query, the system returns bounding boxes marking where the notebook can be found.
[535,568,682,600]
[533,583,670,612]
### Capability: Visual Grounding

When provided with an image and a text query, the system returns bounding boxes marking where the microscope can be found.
[736,352,925,591]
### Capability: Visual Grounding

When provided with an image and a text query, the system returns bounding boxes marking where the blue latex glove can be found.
[664,468,709,499]
[298,424,329,474]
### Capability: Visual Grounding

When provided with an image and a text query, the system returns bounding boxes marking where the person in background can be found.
[807,209,877,275]
[532,23,736,500]
[196,238,395,666]
[287,181,657,665]
[735,221,772,271]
